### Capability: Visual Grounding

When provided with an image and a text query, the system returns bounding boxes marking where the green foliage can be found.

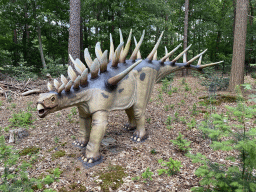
[3,64,38,81]
[157,157,182,176]
[0,136,60,191]
[54,136,59,144]
[141,167,154,182]
[165,116,172,125]
[9,111,33,128]
[51,150,66,160]
[170,132,191,152]
[11,103,16,108]
[172,87,178,93]
[187,118,197,130]
[27,101,37,112]
[0,100,2,106]
[251,72,256,79]
[161,78,171,93]
[41,62,67,78]
[189,97,256,191]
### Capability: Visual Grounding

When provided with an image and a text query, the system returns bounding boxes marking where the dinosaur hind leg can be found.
[123,108,137,131]
[131,108,147,142]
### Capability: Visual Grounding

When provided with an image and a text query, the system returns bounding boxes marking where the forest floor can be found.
[0,74,255,192]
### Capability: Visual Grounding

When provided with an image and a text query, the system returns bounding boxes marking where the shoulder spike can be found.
[61,75,68,85]
[187,49,207,65]
[130,30,145,61]
[161,43,182,63]
[100,50,109,73]
[54,79,61,89]
[119,28,124,57]
[109,33,114,61]
[171,44,192,63]
[73,75,81,89]
[153,50,157,60]
[74,58,87,74]
[47,82,54,91]
[57,84,65,94]
[147,31,164,61]
[119,29,132,63]
[111,42,124,67]
[108,59,142,85]
[65,80,73,92]
[68,66,77,82]
[90,58,100,79]
[84,48,93,69]
[95,42,103,60]
[164,46,169,61]
[80,68,88,86]
[133,36,141,59]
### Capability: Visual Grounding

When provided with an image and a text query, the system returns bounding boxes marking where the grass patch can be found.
[198,94,238,106]
[19,146,41,156]
[51,150,66,160]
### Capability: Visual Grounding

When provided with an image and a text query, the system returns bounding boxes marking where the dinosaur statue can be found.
[36,29,223,166]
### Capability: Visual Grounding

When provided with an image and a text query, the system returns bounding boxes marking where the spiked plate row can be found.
[47,29,223,93]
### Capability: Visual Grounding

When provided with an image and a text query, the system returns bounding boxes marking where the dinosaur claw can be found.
[137,138,141,142]
[88,159,93,163]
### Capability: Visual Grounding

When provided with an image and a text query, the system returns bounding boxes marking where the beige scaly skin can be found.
[37,29,223,166]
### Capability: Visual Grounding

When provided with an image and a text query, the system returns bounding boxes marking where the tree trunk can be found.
[182,0,189,76]
[38,26,47,69]
[228,0,249,92]
[68,0,81,67]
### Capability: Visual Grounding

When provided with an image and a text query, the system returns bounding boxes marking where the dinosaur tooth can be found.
[147,31,164,61]
[153,50,157,60]
[68,66,77,82]
[54,79,60,89]
[111,42,124,67]
[73,75,81,89]
[61,74,68,85]
[160,43,182,63]
[130,30,145,61]
[84,48,93,69]
[108,59,142,85]
[109,33,114,61]
[47,82,54,91]
[172,44,192,63]
[74,58,87,74]
[100,50,109,73]
[164,46,169,61]
[80,68,88,85]
[119,29,132,63]
[95,42,103,61]
[187,49,208,65]
[57,84,65,93]
[65,80,73,92]
[90,58,100,79]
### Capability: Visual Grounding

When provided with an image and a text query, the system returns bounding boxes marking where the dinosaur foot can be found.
[131,131,147,142]
[122,123,136,132]
[79,155,103,168]
[72,140,87,149]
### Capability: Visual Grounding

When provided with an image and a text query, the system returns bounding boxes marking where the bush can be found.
[157,158,182,176]
[9,111,33,128]
[170,132,191,152]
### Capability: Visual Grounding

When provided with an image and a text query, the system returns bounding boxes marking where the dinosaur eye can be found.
[51,97,55,102]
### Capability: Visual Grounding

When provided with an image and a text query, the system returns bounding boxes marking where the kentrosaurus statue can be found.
[37,29,222,166]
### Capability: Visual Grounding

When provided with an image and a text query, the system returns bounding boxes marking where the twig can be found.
[21,89,42,96]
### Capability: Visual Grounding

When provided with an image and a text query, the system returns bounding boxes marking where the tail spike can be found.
[183,53,187,63]
[107,60,142,86]
[165,46,169,61]
[100,50,109,73]
[111,42,124,67]
[153,50,157,60]
[160,43,182,63]
[84,48,93,69]
[68,66,77,82]
[109,33,114,61]
[90,58,100,79]
[54,79,61,89]
[57,84,65,94]
[187,49,207,65]
[198,61,224,69]
[197,55,203,66]
[147,31,164,61]
[130,30,145,61]
[171,44,192,63]
[119,29,132,63]
[80,68,88,86]
[47,82,54,91]
[95,42,103,61]
[73,75,81,89]
[65,80,73,92]
[133,36,141,59]
[61,75,68,85]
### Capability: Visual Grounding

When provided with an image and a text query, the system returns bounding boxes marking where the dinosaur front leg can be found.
[73,116,91,148]
[82,111,108,163]
[131,109,147,142]
[123,108,137,131]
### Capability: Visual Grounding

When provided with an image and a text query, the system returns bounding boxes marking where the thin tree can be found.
[182,0,189,76]
[228,0,249,92]
[68,0,81,67]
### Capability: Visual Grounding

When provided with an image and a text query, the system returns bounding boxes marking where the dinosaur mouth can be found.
[37,104,49,118]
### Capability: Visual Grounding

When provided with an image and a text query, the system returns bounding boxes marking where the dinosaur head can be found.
[37,92,59,118]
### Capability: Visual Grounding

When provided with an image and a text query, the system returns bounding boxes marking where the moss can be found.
[19,146,41,156]
[67,153,76,158]
[97,164,127,192]
[75,167,80,172]
[198,94,238,106]
[51,150,66,160]
[62,183,87,192]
